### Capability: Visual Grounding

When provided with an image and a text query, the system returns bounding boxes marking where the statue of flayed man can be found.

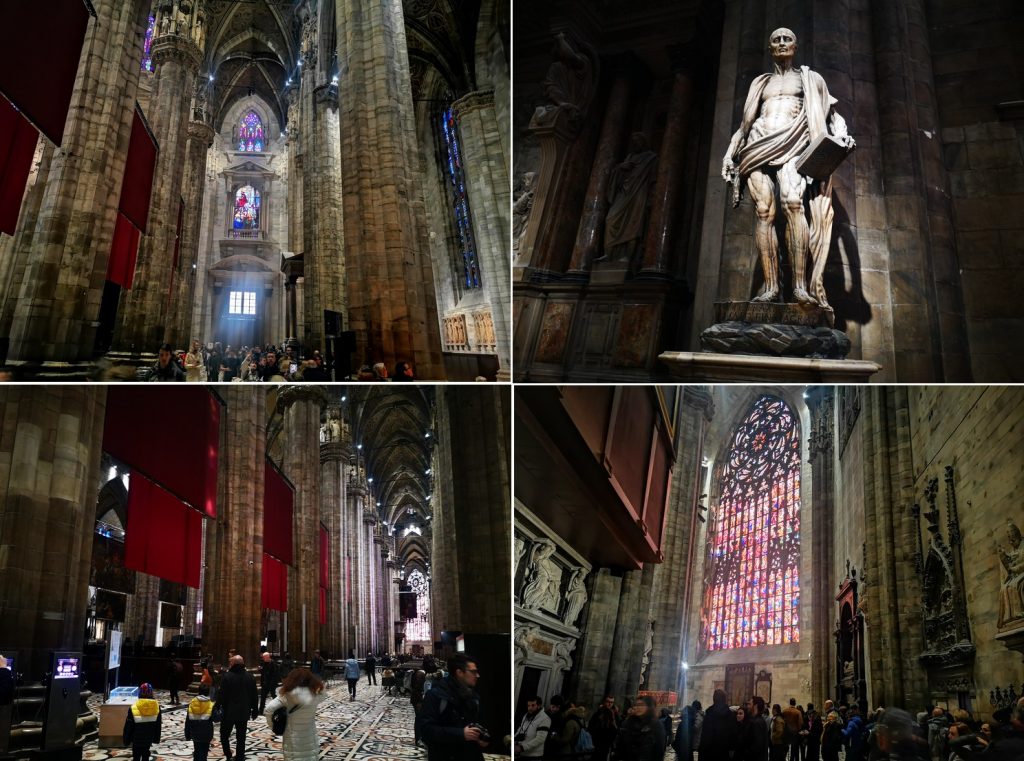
[722,28,855,308]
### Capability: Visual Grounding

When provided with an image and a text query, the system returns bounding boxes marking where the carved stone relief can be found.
[837,387,861,456]
[520,539,562,613]
[998,519,1024,630]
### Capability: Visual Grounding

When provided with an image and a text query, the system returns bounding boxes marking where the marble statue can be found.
[563,568,587,627]
[521,539,560,612]
[722,28,855,308]
[514,536,526,580]
[531,33,594,131]
[598,133,658,265]
[998,520,1024,629]
[512,172,536,257]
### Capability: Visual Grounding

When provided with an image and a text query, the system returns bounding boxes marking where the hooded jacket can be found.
[418,674,485,761]
[264,685,327,761]
[185,695,215,744]
[123,698,162,746]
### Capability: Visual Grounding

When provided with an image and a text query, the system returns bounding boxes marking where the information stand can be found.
[98,687,137,749]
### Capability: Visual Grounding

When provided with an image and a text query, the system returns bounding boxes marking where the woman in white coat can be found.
[263,667,327,761]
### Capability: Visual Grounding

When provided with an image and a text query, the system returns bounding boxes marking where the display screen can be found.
[2,656,12,675]
[54,657,79,679]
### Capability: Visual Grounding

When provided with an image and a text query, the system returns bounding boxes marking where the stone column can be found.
[429,431,458,643]
[605,569,647,702]
[336,0,442,376]
[285,280,298,341]
[320,431,350,657]
[344,464,366,654]
[387,559,399,654]
[280,387,327,658]
[452,90,511,379]
[3,1,149,366]
[203,386,265,666]
[124,571,160,646]
[640,55,695,275]
[113,31,203,357]
[0,388,107,679]
[166,117,216,349]
[567,64,633,274]
[301,83,346,355]
[360,508,376,654]
[376,536,389,652]
[646,388,713,698]
[806,385,836,706]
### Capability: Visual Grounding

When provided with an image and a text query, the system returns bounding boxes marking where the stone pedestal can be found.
[658,350,881,382]
[700,301,850,359]
[995,623,1024,660]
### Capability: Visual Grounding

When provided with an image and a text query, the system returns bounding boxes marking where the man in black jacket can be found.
[258,653,279,714]
[214,655,258,761]
[419,653,488,761]
[700,689,737,761]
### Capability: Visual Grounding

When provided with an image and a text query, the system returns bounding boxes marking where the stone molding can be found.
[319,441,351,462]
[277,386,330,410]
[188,120,216,146]
[452,89,495,118]
[152,36,203,71]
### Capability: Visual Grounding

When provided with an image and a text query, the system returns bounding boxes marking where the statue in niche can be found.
[520,540,560,612]
[562,568,587,627]
[998,520,1024,629]
[514,537,526,581]
[512,172,536,258]
[596,133,658,267]
[320,408,342,443]
[531,32,594,132]
[722,28,855,308]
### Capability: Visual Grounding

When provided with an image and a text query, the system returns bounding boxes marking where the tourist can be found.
[547,698,585,756]
[166,656,182,705]
[805,704,822,761]
[928,707,950,761]
[310,650,324,678]
[700,689,736,761]
[365,652,377,686]
[746,699,769,761]
[259,653,279,714]
[184,684,215,761]
[513,695,550,759]
[785,698,805,761]
[206,342,222,383]
[263,667,327,761]
[123,683,161,761]
[543,694,567,757]
[372,363,389,381]
[419,653,489,760]
[842,705,868,761]
[821,701,843,761]
[214,655,258,761]
[591,694,622,761]
[411,668,427,746]
[150,343,185,381]
[612,695,665,761]
[221,348,239,382]
[357,365,376,381]
[771,704,788,761]
[185,340,204,382]
[393,361,415,381]
[344,651,360,701]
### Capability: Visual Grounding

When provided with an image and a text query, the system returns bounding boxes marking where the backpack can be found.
[271,702,300,735]
[576,725,595,753]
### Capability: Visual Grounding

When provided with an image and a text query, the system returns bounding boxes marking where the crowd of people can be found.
[118,648,495,761]
[145,340,420,383]
[515,689,1024,761]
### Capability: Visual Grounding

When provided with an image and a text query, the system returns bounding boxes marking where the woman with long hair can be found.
[263,667,326,761]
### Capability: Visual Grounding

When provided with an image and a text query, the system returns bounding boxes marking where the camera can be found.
[469,723,491,741]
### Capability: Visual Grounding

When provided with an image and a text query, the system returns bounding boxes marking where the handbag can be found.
[271,702,300,735]
[211,703,224,722]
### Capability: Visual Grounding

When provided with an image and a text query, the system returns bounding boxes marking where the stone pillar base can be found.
[658,351,881,382]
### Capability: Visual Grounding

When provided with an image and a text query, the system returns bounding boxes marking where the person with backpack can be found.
[550,702,586,757]
[927,708,950,761]
[771,704,789,761]
[123,683,162,761]
[841,705,868,761]
[185,684,215,761]
[263,667,327,761]
[612,695,665,761]
[344,651,360,702]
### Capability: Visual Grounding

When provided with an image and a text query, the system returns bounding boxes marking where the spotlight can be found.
[424,432,431,439]
[357,444,362,450]
[341,395,347,402]
[368,477,373,483]
[682,661,690,670]
[376,501,381,507]
[208,74,214,82]
[424,468,431,475]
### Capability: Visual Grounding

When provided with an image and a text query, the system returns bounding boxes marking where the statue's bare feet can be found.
[793,287,819,306]
[752,288,778,303]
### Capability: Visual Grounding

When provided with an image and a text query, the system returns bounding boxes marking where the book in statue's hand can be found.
[796,133,855,180]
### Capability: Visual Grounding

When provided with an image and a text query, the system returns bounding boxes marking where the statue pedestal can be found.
[657,351,881,383]
[589,260,630,285]
[996,623,1024,659]
[701,301,849,359]
[714,300,835,328]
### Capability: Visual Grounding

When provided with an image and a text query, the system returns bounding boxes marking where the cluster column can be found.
[319,412,351,657]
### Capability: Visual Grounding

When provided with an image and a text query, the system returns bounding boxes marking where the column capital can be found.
[188,120,216,147]
[313,83,339,110]
[152,35,203,73]
[319,441,351,463]
[277,386,330,410]
[452,89,495,118]
[682,387,715,421]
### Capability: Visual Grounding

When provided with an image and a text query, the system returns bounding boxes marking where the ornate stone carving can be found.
[807,386,835,457]
[998,520,1024,630]
[300,10,318,69]
[562,568,587,627]
[513,172,536,258]
[520,539,561,612]
[595,133,658,268]
[514,536,526,581]
[721,28,855,309]
[639,620,654,691]
[553,637,576,672]
[320,406,343,443]
[530,32,596,135]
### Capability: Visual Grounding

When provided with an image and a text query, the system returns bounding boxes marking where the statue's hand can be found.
[837,134,856,150]
[722,157,737,183]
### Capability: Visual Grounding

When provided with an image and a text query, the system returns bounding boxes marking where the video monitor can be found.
[53,656,79,679]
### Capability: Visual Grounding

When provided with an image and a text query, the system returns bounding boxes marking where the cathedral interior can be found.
[0,0,510,381]
[515,385,1024,726]
[512,0,1024,383]
[0,385,511,757]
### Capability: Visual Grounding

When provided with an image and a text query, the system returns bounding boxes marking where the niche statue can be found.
[597,132,658,267]
[998,520,1024,629]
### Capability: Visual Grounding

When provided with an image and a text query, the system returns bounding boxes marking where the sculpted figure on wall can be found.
[521,539,560,612]
[597,133,658,267]
[998,520,1024,629]
[722,28,855,308]
[512,172,536,257]
[563,568,588,627]
[531,32,595,132]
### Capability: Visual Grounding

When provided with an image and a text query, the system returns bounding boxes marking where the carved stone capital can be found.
[319,441,350,463]
[313,83,338,110]
[452,89,495,119]
[277,386,330,410]
[682,386,715,421]
[363,511,378,525]
[152,36,203,73]
[188,120,216,147]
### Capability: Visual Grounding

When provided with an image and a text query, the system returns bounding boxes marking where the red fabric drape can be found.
[0,0,91,145]
[319,525,328,625]
[124,472,202,588]
[261,553,288,612]
[263,462,294,564]
[103,387,220,517]
[106,212,141,288]
[0,97,39,235]
[118,107,158,233]
[319,587,326,626]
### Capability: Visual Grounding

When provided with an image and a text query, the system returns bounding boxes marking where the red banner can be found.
[118,106,158,233]
[261,553,288,611]
[103,387,220,517]
[0,97,38,236]
[264,462,294,564]
[319,587,326,626]
[124,472,202,588]
[106,212,141,288]
[0,0,91,145]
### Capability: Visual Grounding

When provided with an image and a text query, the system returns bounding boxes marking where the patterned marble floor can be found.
[84,683,505,760]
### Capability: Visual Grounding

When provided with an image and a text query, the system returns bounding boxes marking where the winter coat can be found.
[613,713,666,761]
[783,706,804,740]
[0,668,13,706]
[692,709,705,749]
[215,663,258,723]
[515,708,551,759]
[700,702,738,761]
[747,713,769,761]
[261,660,280,691]
[150,358,185,382]
[928,715,950,759]
[411,669,427,706]
[365,655,376,674]
[123,698,162,746]
[672,708,692,757]
[590,705,621,754]
[418,674,485,761]
[185,696,215,744]
[843,715,868,756]
[310,656,323,676]
[772,715,788,746]
[344,658,360,680]
[264,685,326,761]
[822,710,843,751]
[551,706,586,756]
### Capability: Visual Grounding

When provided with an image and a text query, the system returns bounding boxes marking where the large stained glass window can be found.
[233,186,260,229]
[238,112,264,152]
[141,16,156,73]
[701,395,801,651]
[405,569,431,644]
[438,107,481,290]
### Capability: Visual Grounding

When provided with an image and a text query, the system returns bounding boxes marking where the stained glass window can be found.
[438,107,481,290]
[228,291,256,316]
[700,395,801,651]
[141,15,156,73]
[233,186,260,230]
[405,569,431,644]
[238,112,264,152]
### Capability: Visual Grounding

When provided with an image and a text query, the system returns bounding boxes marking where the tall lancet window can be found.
[238,111,264,152]
[437,106,481,291]
[141,15,156,73]
[405,569,431,643]
[701,395,801,651]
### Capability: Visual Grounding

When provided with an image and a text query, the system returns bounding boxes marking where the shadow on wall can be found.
[828,194,871,333]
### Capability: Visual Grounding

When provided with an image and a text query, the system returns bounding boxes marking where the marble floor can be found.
[84,683,504,760]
